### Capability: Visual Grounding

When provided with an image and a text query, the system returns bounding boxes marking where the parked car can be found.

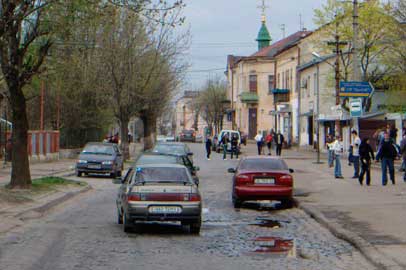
[76,142,123,178]
[216,129,242,152]
[195,134,204,143]
[135,152,200,185]
[113,164,202,233]
[179,129,196,142]
[151,142,194,161]
[228,156,294,208]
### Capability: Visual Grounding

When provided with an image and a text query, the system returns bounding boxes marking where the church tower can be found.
[256,0,271,51]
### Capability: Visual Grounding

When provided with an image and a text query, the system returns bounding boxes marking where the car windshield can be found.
[136,155,179,165]
[152,144,186,155]
[239,159,288,171]
[134,167,190,184]
[183,130,194,134]
[82,145,114,155]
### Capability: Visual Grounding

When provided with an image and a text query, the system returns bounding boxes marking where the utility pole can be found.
[328,19,347,137]
[352,0,360,134]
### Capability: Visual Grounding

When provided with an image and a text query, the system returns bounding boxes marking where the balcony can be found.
[272,88,290,103]
[240,92,259,104]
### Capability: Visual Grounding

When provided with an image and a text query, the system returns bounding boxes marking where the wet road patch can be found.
[252,236,296,257]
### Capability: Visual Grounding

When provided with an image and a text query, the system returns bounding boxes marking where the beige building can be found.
[226,19,312,142]
[175,91,206,137]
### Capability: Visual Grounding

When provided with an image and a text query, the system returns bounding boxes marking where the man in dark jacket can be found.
[400,133,406,182]
[205,136,212,160]
[376,132,397,185]
[275,131,284,156]
[358,138,374,186]
[230,134,239,160]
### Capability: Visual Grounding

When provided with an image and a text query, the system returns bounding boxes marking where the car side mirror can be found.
[289,168,294,173]
[228,168,236,173]
[188,152,194,156]
[194,166,200,171]
[117,153,122,156]
[112,177,124,184]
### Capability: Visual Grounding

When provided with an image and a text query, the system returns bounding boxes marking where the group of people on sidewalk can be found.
[326,129,406,186]
[254,130,284,156]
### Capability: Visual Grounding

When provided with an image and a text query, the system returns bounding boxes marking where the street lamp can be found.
[312,52,323,164]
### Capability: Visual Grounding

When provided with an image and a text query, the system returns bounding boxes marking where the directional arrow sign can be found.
[339,81,373,97]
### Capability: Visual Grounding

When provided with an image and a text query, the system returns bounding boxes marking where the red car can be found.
[228,156,294,208]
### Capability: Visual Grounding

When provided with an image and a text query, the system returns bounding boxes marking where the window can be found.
[249,75,257,92]
[307,76,311,97]
[277,73,280,88]
[286,70,290,90]
[291,69,294,91]
[268,75,274,93]
[282,72,285,88]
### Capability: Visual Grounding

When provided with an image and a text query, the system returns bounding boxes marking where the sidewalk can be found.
[0,159,76,185]
[240,144,406,270]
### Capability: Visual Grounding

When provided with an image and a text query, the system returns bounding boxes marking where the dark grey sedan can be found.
[113,164,202,234]
[76,142,123,178]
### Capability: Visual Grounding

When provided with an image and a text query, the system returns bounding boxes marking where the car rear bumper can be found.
[127,202,201,221]
[235,185,293,200]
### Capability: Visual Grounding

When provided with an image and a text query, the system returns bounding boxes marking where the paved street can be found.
[0,143,375,270]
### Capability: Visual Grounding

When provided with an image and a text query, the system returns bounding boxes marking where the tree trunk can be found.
[119,117,130,161]
[9,82,31,189]
[141,114,156,151]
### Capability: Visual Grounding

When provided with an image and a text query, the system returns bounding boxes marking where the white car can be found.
[217,130,241,152]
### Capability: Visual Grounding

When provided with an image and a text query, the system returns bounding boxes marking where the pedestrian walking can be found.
[254,132,263,155]
[400,133,406,182]
[376,132,397,185]
[351,130,361,178]
[326,134,334,168]
[230,134,239,159]
[265,131,273,155]
[220,133,229,160]
[358,138,374,186]
[205,136,212,160]
[275,131,284,156]
[332,135,344,179]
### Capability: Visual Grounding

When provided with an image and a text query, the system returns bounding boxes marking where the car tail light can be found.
[236,174,251,185]
[127,194,141,202]
[279,175,293,185]
[188,193,201,202]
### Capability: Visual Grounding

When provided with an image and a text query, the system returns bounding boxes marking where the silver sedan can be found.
[114,164,202,234]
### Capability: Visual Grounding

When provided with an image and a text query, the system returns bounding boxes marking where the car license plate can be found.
[255,178,275,184]
[88,164,101,169]
[149,206,182,214]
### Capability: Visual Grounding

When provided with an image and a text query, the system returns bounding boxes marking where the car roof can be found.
[136,163,187,169]
[85,142,116,146]
[142,151,184,157]
[156,142,186,146]
[243,155,282,160]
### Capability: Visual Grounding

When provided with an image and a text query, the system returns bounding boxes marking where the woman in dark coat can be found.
[358,138,375,186]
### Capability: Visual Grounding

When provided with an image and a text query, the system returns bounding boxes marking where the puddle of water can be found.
[252,236,296,258]
[250,219,282,228]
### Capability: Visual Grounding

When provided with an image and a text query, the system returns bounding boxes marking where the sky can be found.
[180,0,326,90]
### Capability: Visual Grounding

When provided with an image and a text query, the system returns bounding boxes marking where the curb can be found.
[294,198,404,270]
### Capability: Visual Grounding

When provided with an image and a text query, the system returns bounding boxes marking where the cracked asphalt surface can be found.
[0,143,375,270]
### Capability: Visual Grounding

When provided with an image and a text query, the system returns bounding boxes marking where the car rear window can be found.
[136,155,179,165]
[239,159,288,171]
[134,167,190,183]
[152,144,185,155]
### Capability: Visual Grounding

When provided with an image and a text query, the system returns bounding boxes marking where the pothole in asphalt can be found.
[249,217,289,228]
[252,236,296,258]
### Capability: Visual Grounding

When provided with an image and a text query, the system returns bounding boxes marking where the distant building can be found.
[175,91,206,137]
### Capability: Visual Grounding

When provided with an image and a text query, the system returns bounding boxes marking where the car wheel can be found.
[117,171,122,177]
[76,171,82,177]
[190,219,201,234]
[117,209,123,225]
[232,196,242,208]
[110,172,117,178]
[123,213,133,233]
[281,199,293,209]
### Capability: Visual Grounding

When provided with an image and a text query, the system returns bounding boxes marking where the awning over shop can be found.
[272,88,289,94]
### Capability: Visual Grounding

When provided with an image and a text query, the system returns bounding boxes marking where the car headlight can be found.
[77,160,87,164]
[102,161,113,165]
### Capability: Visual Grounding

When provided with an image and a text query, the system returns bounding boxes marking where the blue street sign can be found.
[350,98,362,118]
[339,81,373,97]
